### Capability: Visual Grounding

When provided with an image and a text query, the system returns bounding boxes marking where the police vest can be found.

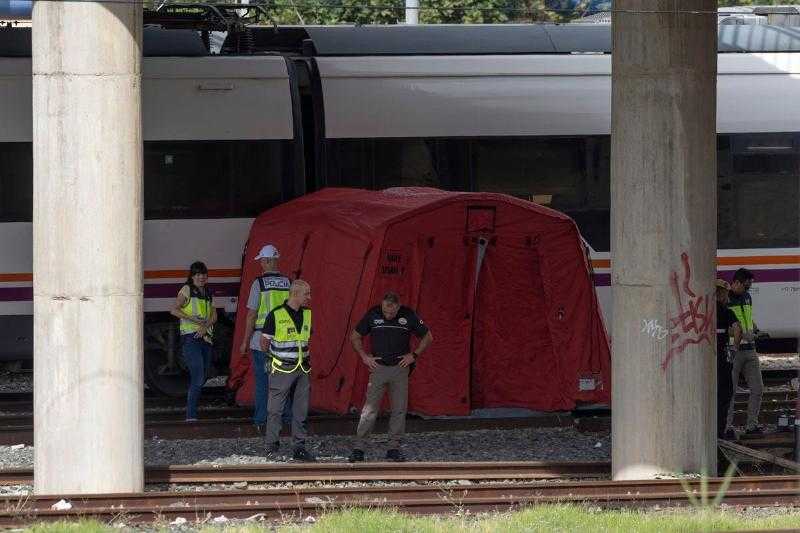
[268,307,311,374]
[255,274,291,329]
[179,285,213,338]
[730,298,754,334]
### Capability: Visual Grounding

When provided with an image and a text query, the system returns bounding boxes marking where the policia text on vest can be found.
[240,244,292,430]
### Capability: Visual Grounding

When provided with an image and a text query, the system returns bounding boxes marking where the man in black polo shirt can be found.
[348,292,433,462]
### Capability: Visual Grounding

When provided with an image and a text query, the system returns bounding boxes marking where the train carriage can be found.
[1,19,798,394]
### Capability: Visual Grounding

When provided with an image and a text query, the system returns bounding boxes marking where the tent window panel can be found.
[472,137,587,210]
[325,138,470,191]
[144,140,291,219]
[0,142,33,223]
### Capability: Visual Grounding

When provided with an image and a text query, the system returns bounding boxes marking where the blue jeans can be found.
[183,335,212,420]
[252,349,293,425]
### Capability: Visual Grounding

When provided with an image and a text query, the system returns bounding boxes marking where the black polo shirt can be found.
[355,305,429,365]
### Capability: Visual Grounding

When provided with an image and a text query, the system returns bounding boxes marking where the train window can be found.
[719,174,799,249]
[0,143,33,223]
[566,209,610,253]
[719,133,799,249]
[325,139,374,189]
[472,138,587,210]
[325,139,471,191]
[144,140,293,219]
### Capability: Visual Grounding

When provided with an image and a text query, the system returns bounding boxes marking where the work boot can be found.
[253,423,266,436]
[266,441,280,457]
[385,449,405,462]
[293,446,316,462]
[348,449,365,463]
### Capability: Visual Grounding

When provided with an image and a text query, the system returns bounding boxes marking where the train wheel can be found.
[144,322,190,398]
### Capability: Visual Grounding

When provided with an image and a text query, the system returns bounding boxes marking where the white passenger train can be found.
[1,15,798,393]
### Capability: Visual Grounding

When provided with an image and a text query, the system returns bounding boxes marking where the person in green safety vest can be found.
[726,268,764,435]
[260,279,314,462]
[238,244,292,434]
[170,261,217,421]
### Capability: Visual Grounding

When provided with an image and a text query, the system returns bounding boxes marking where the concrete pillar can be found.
[611,0,717,480]
[32,1,143,493]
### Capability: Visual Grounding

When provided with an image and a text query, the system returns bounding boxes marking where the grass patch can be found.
[20,505,800,532]
[274,505,800,533]
[26,519,117,533]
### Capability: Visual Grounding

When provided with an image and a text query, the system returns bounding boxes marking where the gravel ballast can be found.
[0,426,609,471]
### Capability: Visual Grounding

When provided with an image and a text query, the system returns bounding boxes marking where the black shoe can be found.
[293,446,316,462]
[266,441,280,455]
[348,449,365,463]
[254,423,266,436]
[385,449,405,462]
[745,426,765,436]
[723,428,737,440]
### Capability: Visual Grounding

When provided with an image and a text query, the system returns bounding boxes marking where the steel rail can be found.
[0,414,576,446]
[0,476,797,525]
[0,460,612,486]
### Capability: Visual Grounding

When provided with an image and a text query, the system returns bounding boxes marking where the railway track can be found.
[0,408,789,445]
[0,412,576,446]
[0,387,231,412]
[0,460,612,486]
[1,475,798,525]
[0,389,793,416]
[0,368,791,445]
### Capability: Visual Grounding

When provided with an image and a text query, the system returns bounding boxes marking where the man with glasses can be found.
[726,268,764,435]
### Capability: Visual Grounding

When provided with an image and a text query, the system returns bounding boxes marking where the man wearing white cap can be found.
[239,244,291,433]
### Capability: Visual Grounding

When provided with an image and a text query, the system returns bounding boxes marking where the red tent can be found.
[228,187,610,415]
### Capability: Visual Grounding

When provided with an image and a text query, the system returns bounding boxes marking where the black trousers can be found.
[717,355,734,437]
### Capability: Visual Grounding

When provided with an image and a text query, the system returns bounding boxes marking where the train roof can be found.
[4,23,800,57]
[288,24,800,55]
[0,26,207,57]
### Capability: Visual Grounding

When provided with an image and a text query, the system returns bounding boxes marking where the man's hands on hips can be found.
[361,353,380,370]
[399,353,416,368]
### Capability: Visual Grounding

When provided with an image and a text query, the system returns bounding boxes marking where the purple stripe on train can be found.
[0,282,240,303]
[591,268,800,287]
[1,271,798,302]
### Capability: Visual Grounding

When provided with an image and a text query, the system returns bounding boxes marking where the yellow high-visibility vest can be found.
[179,285,213,338]
[268,306,311,374]
[255,274,290,328]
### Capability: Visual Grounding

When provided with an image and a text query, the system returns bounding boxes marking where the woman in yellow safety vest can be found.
[170,261,217,421]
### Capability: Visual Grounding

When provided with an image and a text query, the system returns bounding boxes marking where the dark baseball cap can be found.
[382,291,400,304]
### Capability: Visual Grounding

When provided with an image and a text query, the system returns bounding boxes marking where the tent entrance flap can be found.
[471,240,563,411]
[410,237,474,415]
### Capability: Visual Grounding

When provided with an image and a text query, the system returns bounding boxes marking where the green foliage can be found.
[27,519,118,533]
[719,0,795,6]
[147,0,800,25]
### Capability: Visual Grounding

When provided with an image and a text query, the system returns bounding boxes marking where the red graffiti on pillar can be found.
[661,252,714,371]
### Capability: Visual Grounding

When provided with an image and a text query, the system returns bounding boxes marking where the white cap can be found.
[254,244,280,260]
